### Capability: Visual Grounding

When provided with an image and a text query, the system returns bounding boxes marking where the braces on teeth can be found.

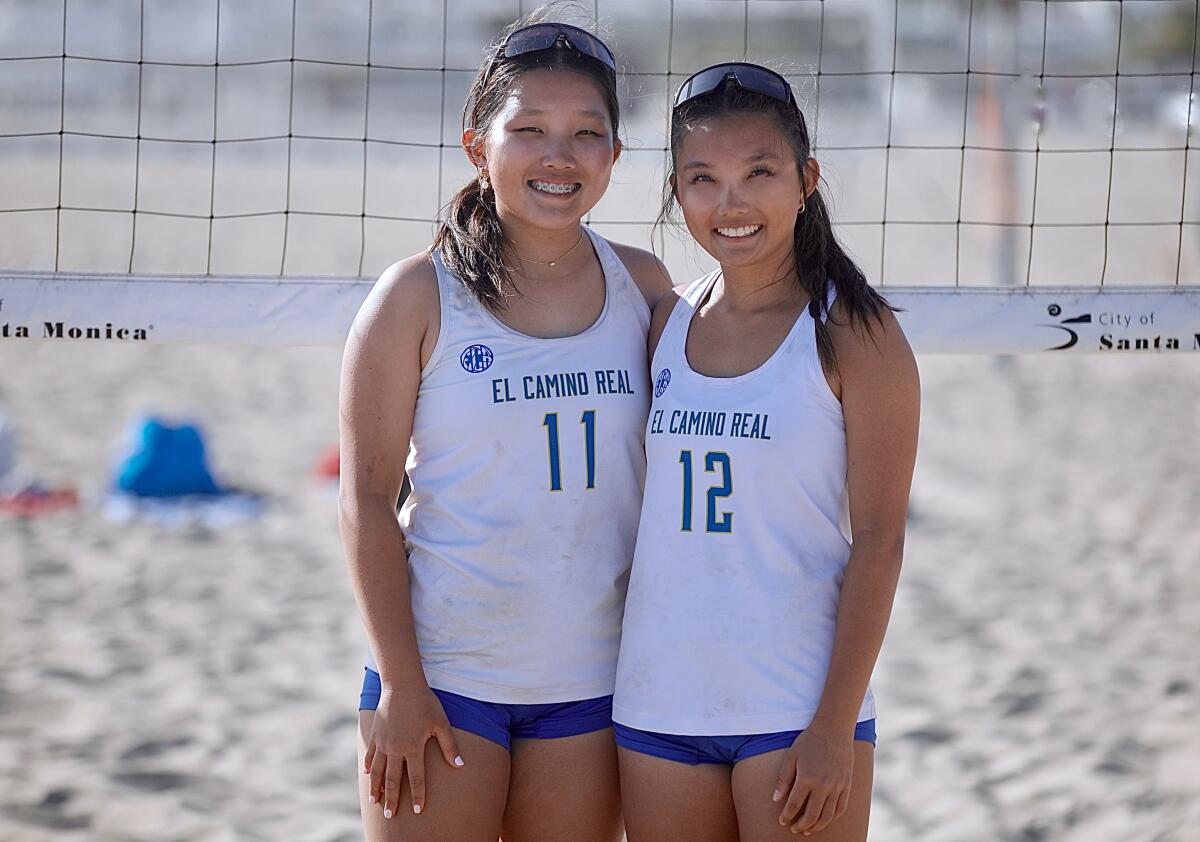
[532,181,578,194]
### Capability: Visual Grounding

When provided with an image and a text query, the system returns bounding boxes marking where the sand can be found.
[1,343,1198,841]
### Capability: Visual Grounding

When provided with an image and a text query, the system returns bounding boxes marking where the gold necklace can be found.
[511,229,585,268]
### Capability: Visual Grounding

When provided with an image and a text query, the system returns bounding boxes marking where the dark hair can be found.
[432,19,620,311]
[658,79,896,373]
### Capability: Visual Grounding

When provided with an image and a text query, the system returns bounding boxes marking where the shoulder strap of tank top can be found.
[810,279,838,325]
[822,282,838,324]
[654,271,719,364]
[429,247,456,297]
[424,248,463,375]
[583,226,650,325]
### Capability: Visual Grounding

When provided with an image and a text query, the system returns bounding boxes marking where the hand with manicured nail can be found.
[363,683,464,818]
[772,725,853,836]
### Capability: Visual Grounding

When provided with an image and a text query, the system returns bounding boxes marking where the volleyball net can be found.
[0,0,1197,352]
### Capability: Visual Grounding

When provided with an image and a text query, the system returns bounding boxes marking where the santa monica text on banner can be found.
[1,322,151,340]
[1098,333,1199,351]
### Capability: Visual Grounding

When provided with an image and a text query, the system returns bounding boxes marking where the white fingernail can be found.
[772,789,782,802]
[369,795,376,804]
[454,755,464,767]
[413,804,422,815]
[383,809,393,819]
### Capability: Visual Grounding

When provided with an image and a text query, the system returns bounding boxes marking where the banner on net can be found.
[2,273,1200,354]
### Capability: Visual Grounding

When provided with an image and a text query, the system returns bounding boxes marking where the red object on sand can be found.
[315,444,340,479]
[0,487,79,516]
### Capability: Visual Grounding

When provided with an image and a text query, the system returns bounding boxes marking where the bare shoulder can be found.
[352,251,439,339]
[340,249,439,438]
[608,240,674,309]
[340,252,439,498]
[826,298,919,394]
[647,282,691,358]
[827,296,919,537]
[347,250,440,364]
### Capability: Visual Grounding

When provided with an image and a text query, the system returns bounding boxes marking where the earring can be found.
[479,171,490,191]
[798,200,806,215]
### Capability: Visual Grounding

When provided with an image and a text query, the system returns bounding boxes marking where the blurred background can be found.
[1,1,1199,840]
[2,0,1198,285]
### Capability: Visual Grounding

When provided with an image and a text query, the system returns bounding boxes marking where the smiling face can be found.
[469,67,620,234]
[673,111,812,278]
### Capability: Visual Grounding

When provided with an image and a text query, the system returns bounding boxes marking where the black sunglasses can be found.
[501,22,616,73]
[673,62,797,110]
[467,23,618,128]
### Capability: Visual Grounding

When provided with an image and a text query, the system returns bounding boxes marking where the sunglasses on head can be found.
[466,23,616,130]
[673,62,797,110]
[499,22,616,74]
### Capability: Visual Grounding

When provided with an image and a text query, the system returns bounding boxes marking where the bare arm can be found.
[338,253,438,689]
[339,253,461,817]
[647,284,688,359]
[610,241,674,311]
[773,305,919,834]
[811,306,920,733]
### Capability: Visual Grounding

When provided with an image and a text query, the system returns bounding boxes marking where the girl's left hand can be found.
[771,725,854,835]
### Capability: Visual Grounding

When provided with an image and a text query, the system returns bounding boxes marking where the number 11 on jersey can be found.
[543,410,597,492]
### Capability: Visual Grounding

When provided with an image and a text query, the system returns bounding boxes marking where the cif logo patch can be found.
[460,344,494,373]
[654,368,671,398]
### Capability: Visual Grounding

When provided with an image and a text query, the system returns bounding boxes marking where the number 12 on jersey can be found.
[543,410,596,492]
[679,450,733,533]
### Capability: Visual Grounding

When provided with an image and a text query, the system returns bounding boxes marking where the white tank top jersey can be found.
[613,272,876,735]
[365,228,652,704]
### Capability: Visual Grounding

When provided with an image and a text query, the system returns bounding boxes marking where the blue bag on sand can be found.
[114,418,223,498]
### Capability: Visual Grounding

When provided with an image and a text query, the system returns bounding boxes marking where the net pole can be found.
[997,0,1022,289]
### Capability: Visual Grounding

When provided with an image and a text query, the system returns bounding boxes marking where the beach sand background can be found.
[1,343,1198,842]
[3,1,1200,839]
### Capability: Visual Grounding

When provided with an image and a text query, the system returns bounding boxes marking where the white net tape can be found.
[1,0,1197,351]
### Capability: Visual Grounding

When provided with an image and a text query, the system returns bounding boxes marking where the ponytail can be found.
[793,188,891,375]
[433,177,511,310]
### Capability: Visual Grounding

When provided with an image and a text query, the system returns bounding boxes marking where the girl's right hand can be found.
[363,683,465,817]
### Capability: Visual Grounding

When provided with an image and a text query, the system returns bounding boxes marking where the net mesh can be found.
[0,0,1197,288]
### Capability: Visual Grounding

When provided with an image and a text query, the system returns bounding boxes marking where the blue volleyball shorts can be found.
[359,667,613,751]
[613,719,877,765]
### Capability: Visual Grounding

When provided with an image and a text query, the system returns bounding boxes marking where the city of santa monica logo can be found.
[654,368,671,397]
[1040,303,1092,351]
[460,344,494,373]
